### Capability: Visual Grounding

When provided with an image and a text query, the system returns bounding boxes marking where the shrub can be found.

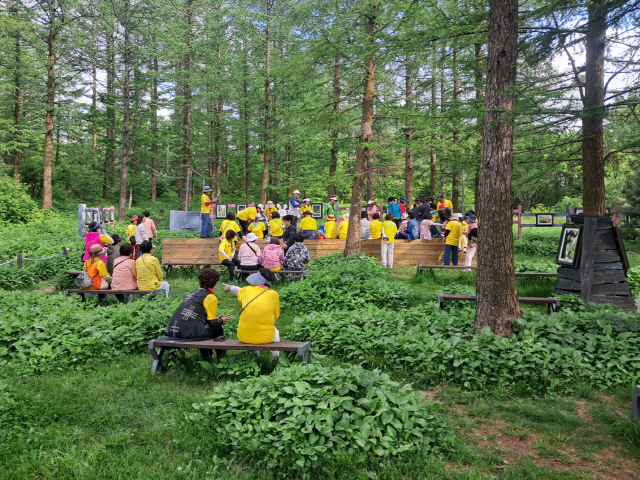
[513,236,558,256]
[627,266,640,298]
[189,361,454,477]
[279,253,414,311]
[0,175,39,224]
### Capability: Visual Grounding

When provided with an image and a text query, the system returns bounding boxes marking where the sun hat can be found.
[303,198,310,202]
[402,213,409,219]
[246,233,258,243]
[257,203,264,210]
[293,189,300,194]
[329,196,338,201]
[400,197,407,203]
[203,185,212,192]
[454,213,463,218]
[326,214,336,220]
[131,215,138,221]
[266,200,275,208]
[89,244,107,256]
[247,271,270,287]
[465,213,477,222]
[342,213,350,221]
[254,213,262,221]
[367,200,375,204]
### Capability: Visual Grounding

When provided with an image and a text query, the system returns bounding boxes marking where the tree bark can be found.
[151,55,158,202]
[12,5,21,179]
[451,49,460,212]
[474,42,484,206]
[91,29,97,171]
[118,1,132,221]
[474,0,521,335]
[582,0,607,215]
[243,54,251,204]
[344,0,377,256]
[328,54,340,198]
[260,0,272,205]
[104,30,115,200]
[42,0,56,210]
[366,147,375,200]
[404,56,414,206]
[180,0,194,210]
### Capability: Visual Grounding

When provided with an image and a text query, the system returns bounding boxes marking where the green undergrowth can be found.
[289,304,640,394]
[190,360,456,478]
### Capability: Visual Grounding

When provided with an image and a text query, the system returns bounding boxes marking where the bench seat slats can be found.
[151,339,308,352]
[66,289,153,295]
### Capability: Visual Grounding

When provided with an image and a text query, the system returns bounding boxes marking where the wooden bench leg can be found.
[149,341,166,374]
[297,344,311,363]
[438,293,445,309]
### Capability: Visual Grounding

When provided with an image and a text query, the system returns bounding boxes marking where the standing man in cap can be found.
[325,196,339,219]
[289,189,302,230]
[200,186,219,238]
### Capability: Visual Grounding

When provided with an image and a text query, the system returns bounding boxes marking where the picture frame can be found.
[311,203,323,219]
[574,208,584,215]
[216,204,227,219]
[236,204,247,212]
[536,214,554,226]
[556,224,583,267]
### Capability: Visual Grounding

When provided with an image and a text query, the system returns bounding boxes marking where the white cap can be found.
[257,203,264,209]
[367,200,375,204]
[293,189,300,194]
[330,196,338,201]
[303,198,310,202]
[246,233,258,242]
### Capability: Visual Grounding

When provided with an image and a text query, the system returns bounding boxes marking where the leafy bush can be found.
[0,291,178,374]
[0,175,39,224]
[197,352,261,380]
[289,305,640,393]
[279,253,414,311]
[514,260,557,273]
[190,361,454,476]
[0,268,36,290]
[513,236,558,256]
[627,266,640,298]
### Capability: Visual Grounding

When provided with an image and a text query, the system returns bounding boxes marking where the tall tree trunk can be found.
[474,42,484,205]
[404,56,414,205]
[104,31,115,200]
[91,33,97,170]
[286,142,293,199]
[208,84,214,179]
[272,94,279,194]
[344,0,377,256]
[55,125,60,167]
[328,54,341,198]
[42,0,56,210]
[366,148,375,200]
[260,0,272,205]
[118,3,131,221]
[451,49,460,212]
[12,9,21,179]
[243,56,251,203]
[474,0,521,335]
[151,55,158,201]
[582,0,607,215]
[181,0,194,210]
[214,44,223,196]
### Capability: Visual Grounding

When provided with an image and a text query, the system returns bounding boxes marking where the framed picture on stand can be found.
[556,224,583,267]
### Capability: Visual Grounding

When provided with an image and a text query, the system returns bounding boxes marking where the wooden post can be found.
[62,247,69,256]
[580,216,597,303]
[512,205,522,237]
[17,253,23,270]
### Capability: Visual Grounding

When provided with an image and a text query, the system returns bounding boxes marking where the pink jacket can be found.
[261,244,284,269]
[111,257,138,290]
[83,232,107,262]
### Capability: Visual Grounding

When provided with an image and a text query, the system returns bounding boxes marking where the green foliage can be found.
[0,175,39,224]
[627,266,640,298]
[513,235,558,256]
[514,261,557,273]
[289,305,640,394]
[0,268,35,290]
[198,353,261,380]
[279,253,414,311]
[0,291,178,374]
[190,361,454,477]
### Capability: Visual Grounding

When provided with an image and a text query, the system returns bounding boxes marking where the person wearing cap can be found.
[268,211,284,239]
[325,196,339,219]
[367,200,378,220]
[166,269,230,358]
[200,186,219,238]
[338,213,349,240]
[111,243,137,300]
[220,212,241,240]
[248,213,267,239]
[134,213,149,246]
[443,211,463,266]
[264,201,277,220]
[83,221,113,263]
[238,233,262,270]
[298,210,319,239]
[136,240,170,298]
[300,198,312,215]
[289,190,302,229]
[82,244,112,297]
[223,268,280,353]
[283,234,310,271]
[236,204,258,236]
[142,210,158,239]
[324,214,338,239]
[106,234,123,275]
[381,213,398,268]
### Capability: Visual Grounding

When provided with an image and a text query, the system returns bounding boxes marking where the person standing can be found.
[300,198,312,215]
[289,189,302,229]
[83,221,113,263]
[134,214,149,246]
[443,212,463,266]
[367,200,378,220]
[236,204,259,236]
[464,226,478,272]
[220,212,241,240]
[437,194,453,212]
[325,196,339,219]
[264,201,277,220]
[142,211,158,239]
[200,186,219,238]
[387,197,401,227]
[381,214,398,268]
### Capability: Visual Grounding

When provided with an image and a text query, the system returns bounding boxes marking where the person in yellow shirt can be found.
[82,244,112,300]
[298,210,319,239]
[338,213,349,240]
[300,198,312,215]
[437,195,453,212]
[236,205,258,235]
[219,229,241,281]
[444,212,463,265]
[269,211,284,238]
[381,214,398,268]
[219,212,241,240]
[264,200,277,220]
[223,269,281,356]
[200,186,219,238]
[135,241,170,297]
[248,213,267,239]
[126,216,137,244]
[369,213,383,239]
[324,214,338,239]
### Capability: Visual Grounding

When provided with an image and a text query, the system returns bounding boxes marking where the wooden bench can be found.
[233,269,309,283]
[148,337,312,373]
[438,293,561,313]
[64,289,153,302]
[418,264,558,278]
[65,270,84,277]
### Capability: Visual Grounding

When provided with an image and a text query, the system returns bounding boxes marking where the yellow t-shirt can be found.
[381,221,397,243]
[338,221,349,240]
[446,220,463,247]
[269,218,283,237]
[135,254,163,290]
[300,204,312,214]
[220,219,240,238]
[201,194,212,214]
[126,224,136,243]
[299,217,317,231]
[324,221,337,239]
[236,286,280,344]
[219,238,235,263]
[438,200,453,211]
[264,207,277,220]
[236,207,257,222]
[248,222,267,239]
[370,220,382,239]
[203,293,218,320]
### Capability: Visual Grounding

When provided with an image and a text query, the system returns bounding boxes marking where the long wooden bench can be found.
[234,269,309,283]
[148,337,312,373]
[418,264,558,277]
[65,270,84,277]
[65,289,153,302]
[438,293,561,313]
